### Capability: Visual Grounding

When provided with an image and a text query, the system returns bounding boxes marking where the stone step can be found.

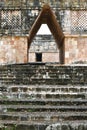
[0,92,85,99]
[1,85,87,93]
[0,66,86,77]
[0,64,87,85]
[1,120,87,130]
[0,65,86,71]
[0,85,87,99]
[0,63,86,68]
[0,112,87,122]
[0,64,87,129]
[0,69,85,75]
[0,105,87,112]
[0,79,85,85]
[0,99,87,106]
[0,119,87,127]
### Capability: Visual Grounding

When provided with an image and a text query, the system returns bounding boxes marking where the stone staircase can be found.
[0,63,87,130]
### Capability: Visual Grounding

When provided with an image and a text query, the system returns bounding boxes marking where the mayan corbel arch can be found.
[28,4,65,64]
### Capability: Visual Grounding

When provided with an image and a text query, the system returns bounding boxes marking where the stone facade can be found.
[29,52,59,62]
[65,35,87,64]
[0,4,87,36]
[29,35,59,62]
[0,36,27,64]
[0,35,87,64]
[0,1,87,65]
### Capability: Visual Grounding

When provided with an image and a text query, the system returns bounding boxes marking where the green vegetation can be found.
[0,125,17,130]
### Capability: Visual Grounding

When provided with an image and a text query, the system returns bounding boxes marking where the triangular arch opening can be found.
[29,26,59,63]
[37,24,51,35]
[28,4,65,64]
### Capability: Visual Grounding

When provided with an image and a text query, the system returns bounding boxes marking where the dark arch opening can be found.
[36,52,42,62]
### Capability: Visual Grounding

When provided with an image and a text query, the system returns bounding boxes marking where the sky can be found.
[37,24,51,35]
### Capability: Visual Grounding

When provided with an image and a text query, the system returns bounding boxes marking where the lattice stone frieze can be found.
[71,10,87,34]
[0,0,87,8]
[0,10,22,34]
[0,9,39,35]
[0,1,87,35]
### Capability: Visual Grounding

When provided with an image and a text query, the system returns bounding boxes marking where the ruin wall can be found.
[0,35,87,64]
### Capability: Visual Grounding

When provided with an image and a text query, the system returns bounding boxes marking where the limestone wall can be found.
[29,35,59,62]
[29,52,59,62]
[0,36,28,64]
[65,35,87,64]
[0,35,87,64]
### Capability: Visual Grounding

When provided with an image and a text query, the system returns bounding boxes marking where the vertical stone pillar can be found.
[59,40,65,64]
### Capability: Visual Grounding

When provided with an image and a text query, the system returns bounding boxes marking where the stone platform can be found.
[0,63,87,130]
